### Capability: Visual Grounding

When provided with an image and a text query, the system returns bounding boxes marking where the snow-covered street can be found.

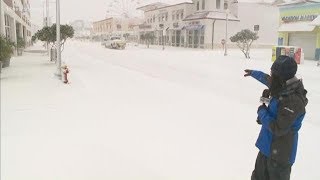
[1,41,320,180]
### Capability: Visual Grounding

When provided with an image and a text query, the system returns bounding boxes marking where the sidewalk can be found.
[1,44,73,135]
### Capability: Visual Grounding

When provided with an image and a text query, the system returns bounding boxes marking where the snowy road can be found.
[1,41,320,180]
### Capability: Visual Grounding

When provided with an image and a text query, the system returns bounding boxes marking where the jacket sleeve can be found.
[258,96,305,136]
[250,70,271,88]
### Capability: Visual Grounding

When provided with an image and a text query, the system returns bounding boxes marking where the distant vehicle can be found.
[103,36,126,49]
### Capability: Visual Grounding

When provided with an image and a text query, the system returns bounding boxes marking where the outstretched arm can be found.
[244,70,271,88]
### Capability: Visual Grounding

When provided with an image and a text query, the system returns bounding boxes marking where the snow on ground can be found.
[1,41,320,180]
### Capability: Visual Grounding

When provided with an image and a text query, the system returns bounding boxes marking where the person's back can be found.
[245,55,308,180]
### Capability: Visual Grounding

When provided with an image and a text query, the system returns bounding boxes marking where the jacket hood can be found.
[281,76,308,106]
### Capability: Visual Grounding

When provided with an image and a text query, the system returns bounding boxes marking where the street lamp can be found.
[55,0,62,79]
[224,9,230,56]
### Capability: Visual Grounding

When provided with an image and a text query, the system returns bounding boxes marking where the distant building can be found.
[277,0,320,60]
[92,17,142,40]
[0,0,32,46]
[70,20,93,38]
[136,0,279,49]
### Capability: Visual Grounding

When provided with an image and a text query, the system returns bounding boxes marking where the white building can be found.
[0,0,32,46]
[137,0,279,49]
[137,2,195,47]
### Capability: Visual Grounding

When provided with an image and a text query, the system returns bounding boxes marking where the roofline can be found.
[143,2,194,13]
[183,17,240,22]
[277,0,320,6]
[136,3,169,10]
[93,17,114,24]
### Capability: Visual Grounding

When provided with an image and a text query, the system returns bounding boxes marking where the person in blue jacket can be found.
[244,55,308,180]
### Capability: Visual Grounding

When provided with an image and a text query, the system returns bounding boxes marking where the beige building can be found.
[0,0,32,46]
[92,17,142,40]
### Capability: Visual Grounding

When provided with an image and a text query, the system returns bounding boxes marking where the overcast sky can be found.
[29,0,274,27]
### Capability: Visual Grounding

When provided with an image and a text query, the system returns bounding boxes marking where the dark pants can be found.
[251,152,292,180]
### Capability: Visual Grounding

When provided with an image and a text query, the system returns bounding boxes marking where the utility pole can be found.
[46,0,49,26]
[224,9,229,56]
[55,0,62,79]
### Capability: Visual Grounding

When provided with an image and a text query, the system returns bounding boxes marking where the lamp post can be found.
[55,0,62,79]
[46,0,49,26]
[224,9,230,56]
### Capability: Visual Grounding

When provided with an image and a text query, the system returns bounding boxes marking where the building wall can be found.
[237,3,279,46]
[1,0,32,46]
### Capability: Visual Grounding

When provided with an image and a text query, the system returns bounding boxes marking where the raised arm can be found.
[244,70,271,88]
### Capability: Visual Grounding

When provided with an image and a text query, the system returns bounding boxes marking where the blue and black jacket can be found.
[251,70,308,164]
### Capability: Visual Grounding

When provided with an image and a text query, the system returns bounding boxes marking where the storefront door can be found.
[194,30,199,48]
[289,32,317,60]
[176,30,181,47]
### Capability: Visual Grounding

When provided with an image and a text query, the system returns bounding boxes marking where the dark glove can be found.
[256,118,262,125]
[244,69,253,77]
[262,89,270,98]
[257,104,267,113]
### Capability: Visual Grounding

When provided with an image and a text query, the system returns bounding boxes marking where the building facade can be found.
[137,0,279,49]
[137,2,195,47]
[277,0,320,60]
[92,17,142,40]
[0,0,32,46]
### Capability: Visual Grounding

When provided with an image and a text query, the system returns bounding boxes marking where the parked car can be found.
[103,37,126,49]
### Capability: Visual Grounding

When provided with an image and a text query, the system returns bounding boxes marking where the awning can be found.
[278,22,315,32]
[182,25,204,31]
[310,16,320,26]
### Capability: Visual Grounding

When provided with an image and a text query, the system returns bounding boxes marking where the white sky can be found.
[29,0,275,26]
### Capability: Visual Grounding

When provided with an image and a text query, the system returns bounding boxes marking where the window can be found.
[177,13,179,20]
[153,15,155,22]
[216,0,221,9]
[181,11,184,19]
[202,0,205,10]
[4,15,11,39]
[172,11,175,21]
[197,1,200,10]
[165,13,168,21]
